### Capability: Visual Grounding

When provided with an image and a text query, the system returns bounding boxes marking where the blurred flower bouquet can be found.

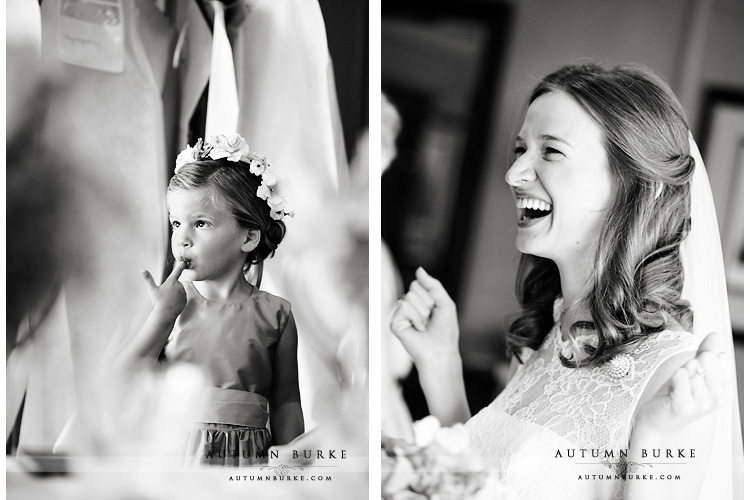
[381,416,515,500]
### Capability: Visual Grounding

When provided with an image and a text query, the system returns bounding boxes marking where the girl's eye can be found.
[195,220,210,229]
[513,146,526,157]
[170,221,180,229]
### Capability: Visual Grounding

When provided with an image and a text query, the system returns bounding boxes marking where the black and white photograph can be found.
[381,1,743,499]
[7,0,368,498]
[5,0,746,499]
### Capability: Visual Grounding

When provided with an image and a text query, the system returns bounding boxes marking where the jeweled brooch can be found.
[603,354,634,381]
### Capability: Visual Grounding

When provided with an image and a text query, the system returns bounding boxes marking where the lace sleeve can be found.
[623,329,698,438]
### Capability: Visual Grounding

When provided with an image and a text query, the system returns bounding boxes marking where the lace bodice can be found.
[466,324,696,499]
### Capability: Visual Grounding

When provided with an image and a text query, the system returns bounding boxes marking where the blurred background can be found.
[381,0,743,425]
[8,1,368,496]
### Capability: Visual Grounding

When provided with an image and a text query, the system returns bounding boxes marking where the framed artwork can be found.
[381,0,513,300]
[381,1,514,420]
[697,88,744,334]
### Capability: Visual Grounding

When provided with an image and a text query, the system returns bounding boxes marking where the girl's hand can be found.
[390,267,460,367]
[632,331,731,437]
[141,260,187,320]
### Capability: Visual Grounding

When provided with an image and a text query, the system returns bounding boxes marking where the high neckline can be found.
[186,280,255,305]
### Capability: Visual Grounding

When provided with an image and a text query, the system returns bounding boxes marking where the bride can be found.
[391,64,742,499]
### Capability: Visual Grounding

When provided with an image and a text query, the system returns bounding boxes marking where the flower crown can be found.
[175,133,293,221]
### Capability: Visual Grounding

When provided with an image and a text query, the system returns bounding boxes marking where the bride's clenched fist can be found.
[390,267,460,367]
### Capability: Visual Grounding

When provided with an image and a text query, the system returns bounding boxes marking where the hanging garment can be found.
[18,0,176,453]
[232,0,350,429]
[205,0,239,136]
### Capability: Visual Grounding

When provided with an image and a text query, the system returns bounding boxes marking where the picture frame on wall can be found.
[381,1,512,301]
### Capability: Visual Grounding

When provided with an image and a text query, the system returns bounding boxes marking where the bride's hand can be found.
[390,267,459,367]
[632,331,731,437]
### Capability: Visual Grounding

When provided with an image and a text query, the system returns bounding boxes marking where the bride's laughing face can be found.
[505,91,613,267]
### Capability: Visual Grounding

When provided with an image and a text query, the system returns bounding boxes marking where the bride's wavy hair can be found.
[508,64,694,367]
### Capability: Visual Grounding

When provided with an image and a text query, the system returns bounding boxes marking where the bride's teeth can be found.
[516,198,552,213]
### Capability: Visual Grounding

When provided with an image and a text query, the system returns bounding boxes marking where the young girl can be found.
[121,133,303,466]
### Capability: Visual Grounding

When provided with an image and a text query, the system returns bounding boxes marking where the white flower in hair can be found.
[207,133,250,161]
[247,152,269,176]
[267,193,288,212]
[173,133,294,220]
[175,141,202,173]
[257,173,293,221]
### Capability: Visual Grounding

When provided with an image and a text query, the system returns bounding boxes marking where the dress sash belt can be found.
[189,387,268,428]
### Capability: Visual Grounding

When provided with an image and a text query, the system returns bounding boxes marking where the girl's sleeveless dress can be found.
[465,304,696,499]
[164,281,296,466]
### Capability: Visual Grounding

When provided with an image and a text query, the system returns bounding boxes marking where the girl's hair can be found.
[167,159,286,267]
[508,63,694,367]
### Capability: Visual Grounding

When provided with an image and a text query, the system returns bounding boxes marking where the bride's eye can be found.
[513,145,526,158]
[543,147,563,159]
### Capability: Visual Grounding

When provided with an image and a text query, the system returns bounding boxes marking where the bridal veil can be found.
[683,136,743,499]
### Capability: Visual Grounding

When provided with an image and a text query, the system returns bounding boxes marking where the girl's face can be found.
[505,91,613,269]
[167,188,255,283]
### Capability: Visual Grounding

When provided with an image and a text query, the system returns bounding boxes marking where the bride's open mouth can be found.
[516,197,552,224]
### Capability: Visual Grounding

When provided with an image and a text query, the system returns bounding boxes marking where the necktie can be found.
[205,1,239,135]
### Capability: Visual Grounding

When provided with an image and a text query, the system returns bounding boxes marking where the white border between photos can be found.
[368,1,382,500]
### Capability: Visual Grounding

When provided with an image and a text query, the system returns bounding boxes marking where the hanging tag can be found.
[57,0,125,74]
